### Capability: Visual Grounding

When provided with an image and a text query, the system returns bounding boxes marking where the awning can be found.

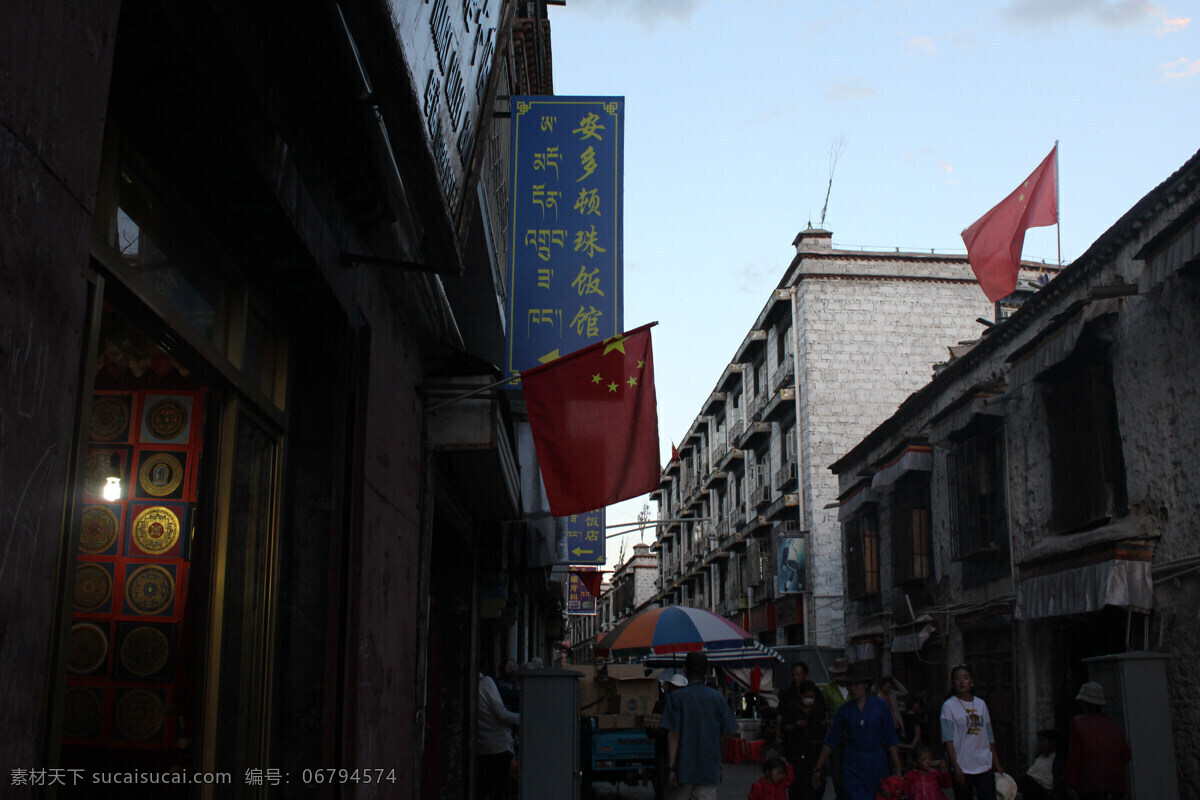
[1017,558,1152,620]
[870,445,932,490]
[1139,215,1200,292]
[928,395,1003,447]
[642,640,785,667]
[891,624,936,654]
[1007,298,1123,388]
[837,484,878,522]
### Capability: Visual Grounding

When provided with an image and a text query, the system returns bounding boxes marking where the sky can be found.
[543,0,1200,574]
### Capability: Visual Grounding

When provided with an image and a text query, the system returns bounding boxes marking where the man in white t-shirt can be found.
[940,664,1004,800]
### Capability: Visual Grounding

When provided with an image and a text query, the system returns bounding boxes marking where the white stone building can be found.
[830,149,1200,793]
[651,229,1050,648]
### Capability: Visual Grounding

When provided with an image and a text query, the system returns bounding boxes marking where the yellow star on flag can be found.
[607,381,618,392]
[592,373,602,384]
[603,334,626,355]
[637,360,644,369]
[627,375,638,387]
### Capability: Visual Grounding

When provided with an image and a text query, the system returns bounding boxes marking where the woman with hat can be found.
[810,663,902,800]
[1062,681,1130,799]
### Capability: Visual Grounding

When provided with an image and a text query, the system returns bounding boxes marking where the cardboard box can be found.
[606,664,646,679]
[596,713,638,729]
[565,664,610,716]
[613,677,660,716]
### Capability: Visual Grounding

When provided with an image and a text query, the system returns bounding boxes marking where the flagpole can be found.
[1055,139,1062,266]
[425,374,520,411]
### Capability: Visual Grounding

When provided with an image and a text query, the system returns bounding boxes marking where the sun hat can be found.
[666,673,688,688]
[1075,681,1107,706]
[995,772,1018,800]
[836,662,878,686]
[827,657,850,675]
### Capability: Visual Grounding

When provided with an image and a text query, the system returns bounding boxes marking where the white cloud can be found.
[1157,16,1191,34]
[1162,56,1200,79]
[825,77,881,101]
[733,263,776,294]
[938,160,954,174]
[907,35,937,54]
[568,0,707,31]
[999,0,1164,29]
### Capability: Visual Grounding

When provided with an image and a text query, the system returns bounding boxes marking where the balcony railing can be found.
[728,413,744,440]
[771,354,795,393]
[775,460,798,490]
[748,391,768,421]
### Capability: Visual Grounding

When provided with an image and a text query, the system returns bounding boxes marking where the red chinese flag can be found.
[521,323,661,517]
[671,441,680,462]
[573,569,603,598]
[961,145,1058,302]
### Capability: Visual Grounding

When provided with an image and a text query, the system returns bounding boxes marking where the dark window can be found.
[1043,354,1127,533]
[845,508,879,600]
[947,416,1008,560]
[891,474,931,585]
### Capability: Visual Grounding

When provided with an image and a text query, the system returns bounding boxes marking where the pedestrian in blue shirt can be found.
[660,651,739,800]
[811,664,902,800]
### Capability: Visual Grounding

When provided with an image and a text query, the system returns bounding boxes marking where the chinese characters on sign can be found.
[506,97,625,381]
[565,509,605,566]
[567,568,600,615]
[566,510,603,616]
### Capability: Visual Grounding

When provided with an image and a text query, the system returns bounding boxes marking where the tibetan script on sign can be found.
[506,97,624,381]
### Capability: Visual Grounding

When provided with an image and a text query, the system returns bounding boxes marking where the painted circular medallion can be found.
[74,563,112,611]
[115,689,165,740]
[67,623,109,674]
[120,625,171,677]
[90,396,129,441]
[80,505,120,554]
[125,565,175,616]
[137,452,184,497]
[84,451,119,497]
[63,688,102,737]
[145,398,188,440]
[131,506,180,555]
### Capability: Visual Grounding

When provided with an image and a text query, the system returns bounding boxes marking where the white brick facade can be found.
[653,227,1048,649]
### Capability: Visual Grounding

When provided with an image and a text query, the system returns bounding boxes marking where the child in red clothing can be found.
[903,745,951,800]
[748,756,794,800]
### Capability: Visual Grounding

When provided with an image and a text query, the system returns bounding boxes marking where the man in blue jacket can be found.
[660,652,739,800]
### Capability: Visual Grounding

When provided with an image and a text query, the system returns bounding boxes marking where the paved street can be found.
[588,763,842,800]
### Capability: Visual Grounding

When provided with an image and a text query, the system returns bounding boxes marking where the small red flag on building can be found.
[961,145,1058,302]
[521,323,661,517]
[572,569,603,598]
[671,441,680,462]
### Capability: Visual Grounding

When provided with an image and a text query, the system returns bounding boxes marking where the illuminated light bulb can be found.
[103,476,122,502]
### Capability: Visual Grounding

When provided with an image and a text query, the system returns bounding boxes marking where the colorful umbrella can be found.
[595,606,783,665]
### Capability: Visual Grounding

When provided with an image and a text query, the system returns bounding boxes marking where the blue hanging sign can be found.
[506,96,625,380]
[565,509,605,566]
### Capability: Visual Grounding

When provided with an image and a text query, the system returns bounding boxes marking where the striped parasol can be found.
[595,606,783,665]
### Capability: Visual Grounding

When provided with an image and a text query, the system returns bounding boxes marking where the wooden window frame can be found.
[846,507,880,600]
[947,416,1008,560]
[891,474,932,586]
[1043,351,1127,534]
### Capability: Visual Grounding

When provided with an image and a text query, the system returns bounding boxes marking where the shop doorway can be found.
[59,300,213,793]
[52,276,285,797]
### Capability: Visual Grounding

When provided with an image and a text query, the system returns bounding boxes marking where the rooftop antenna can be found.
[637,503,650,543]
[818,134,846,228]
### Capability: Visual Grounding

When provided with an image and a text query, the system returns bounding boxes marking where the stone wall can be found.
[797,267,996,645]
